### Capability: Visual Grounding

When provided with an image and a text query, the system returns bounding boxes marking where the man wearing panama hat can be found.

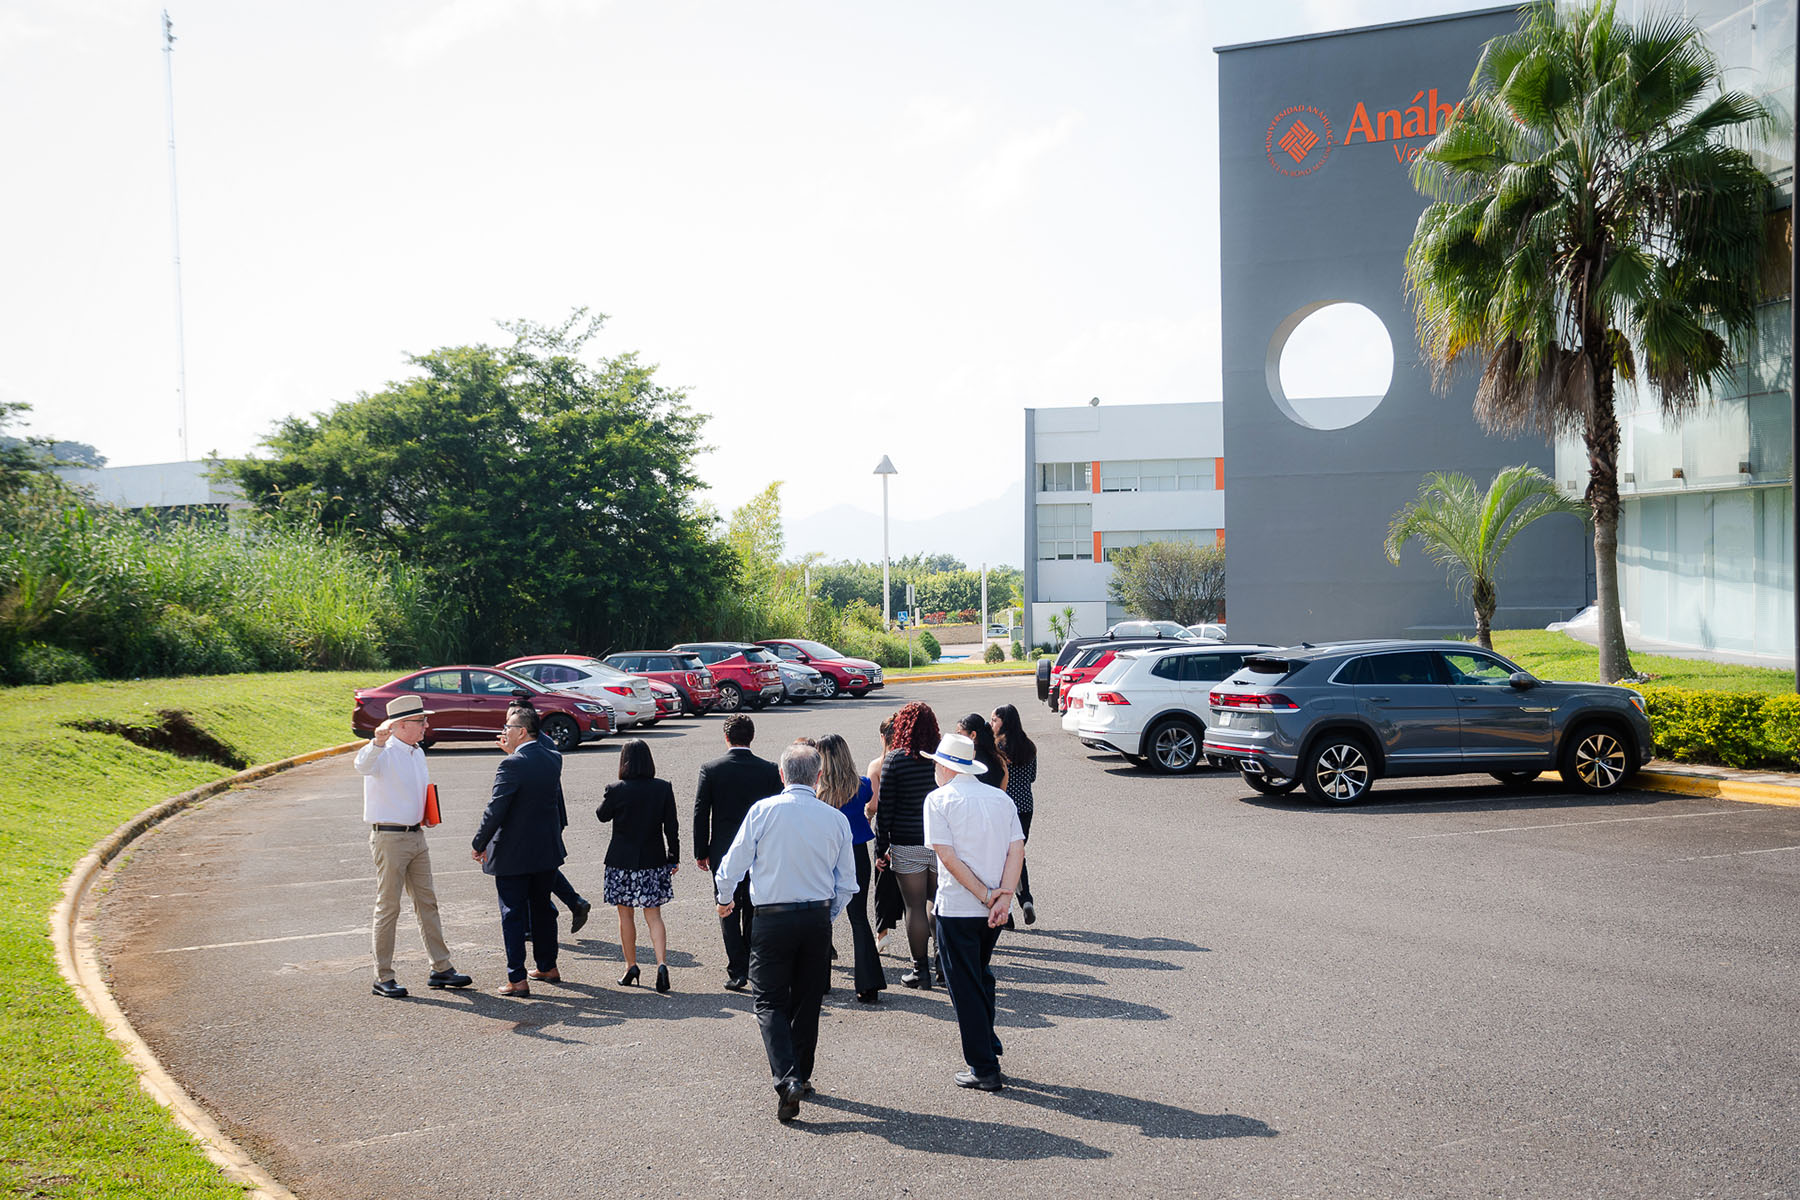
[354,694,472,998]
[923,732,1025,1091]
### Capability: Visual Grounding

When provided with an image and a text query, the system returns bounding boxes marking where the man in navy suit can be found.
[472,705,569,997]
[694,715,783,991]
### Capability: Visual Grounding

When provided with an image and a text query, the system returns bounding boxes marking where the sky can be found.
[1,0,1497,558]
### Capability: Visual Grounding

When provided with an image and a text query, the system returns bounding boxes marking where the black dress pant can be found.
[495,869,558,983]
[1016,810,1034,905]
[550,869,584,910]
[935,914,1004,1080]
[748,905,832,1089]
[721,877,755,979]
[847,843,885,995]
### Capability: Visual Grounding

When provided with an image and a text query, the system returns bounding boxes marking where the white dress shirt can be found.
[354,738,430,825]
[714,784,857,921]
[924,771,1024,918]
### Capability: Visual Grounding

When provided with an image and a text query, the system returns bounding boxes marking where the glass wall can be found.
[1619,487,1794,656]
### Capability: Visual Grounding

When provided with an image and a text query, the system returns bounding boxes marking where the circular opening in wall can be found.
[1265,301,1395,430]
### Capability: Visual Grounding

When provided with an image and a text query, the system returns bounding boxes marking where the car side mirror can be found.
[795,653,809,663]
[1508,671,1537,689]
[511,688,532,700]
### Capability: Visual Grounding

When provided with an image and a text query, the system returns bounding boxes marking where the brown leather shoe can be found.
[527,968,561,982]
[497,981,531,997]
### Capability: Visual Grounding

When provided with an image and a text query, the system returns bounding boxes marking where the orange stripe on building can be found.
[1214,457,1225,490]
[1215,529,1225,546]
[1091,462,1102,493]
[1093,531,1103,560]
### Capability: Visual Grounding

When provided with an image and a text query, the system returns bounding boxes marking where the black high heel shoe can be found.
[619,964,641,987]
[655,964,670,993]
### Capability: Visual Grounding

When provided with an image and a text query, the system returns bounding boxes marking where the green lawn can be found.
[1490,629,1795,694]
[884,659,1034,678]
[0,670,383,1198]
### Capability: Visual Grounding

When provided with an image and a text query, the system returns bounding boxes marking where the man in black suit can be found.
[694,714,782,991]
[471,706,569,998]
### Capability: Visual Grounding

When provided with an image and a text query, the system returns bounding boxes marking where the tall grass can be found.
[0,486,446,683]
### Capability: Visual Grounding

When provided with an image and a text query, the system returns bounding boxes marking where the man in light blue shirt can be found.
[715,742,856,1122]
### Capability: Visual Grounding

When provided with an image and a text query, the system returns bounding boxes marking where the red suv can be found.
[602,650,721,715]
[1054,640,1178,712]
[755,639,885,699]
[351,665,613,752]
[671,643,785,712]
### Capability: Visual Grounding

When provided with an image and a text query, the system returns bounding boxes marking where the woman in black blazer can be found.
[596,739,680,992]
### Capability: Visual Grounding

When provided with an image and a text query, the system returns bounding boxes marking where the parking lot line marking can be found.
[1674,843,1800,862]
[154,928,366,953]
[1407,810,1756,839]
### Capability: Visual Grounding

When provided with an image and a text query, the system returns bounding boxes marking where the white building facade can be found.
[1021,402,1225,647]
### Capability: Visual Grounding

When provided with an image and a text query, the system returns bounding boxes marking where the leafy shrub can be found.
[984,642,1005,664]
[1760,693,1800,763]
[1641,686,1800,768]
[10,642,99,685]
[917,630,941,661]
[1012,640,1025,661]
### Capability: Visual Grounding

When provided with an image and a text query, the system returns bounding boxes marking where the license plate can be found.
[1217,712,1231,726]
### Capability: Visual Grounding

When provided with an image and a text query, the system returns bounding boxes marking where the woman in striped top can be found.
[875,701,942,989]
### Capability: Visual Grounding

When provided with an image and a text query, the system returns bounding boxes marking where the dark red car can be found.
[1055,640,1177,712]
[670,643,785,712]
[755,639,885,699]
[602,650,721,715]
[351,665,614,752]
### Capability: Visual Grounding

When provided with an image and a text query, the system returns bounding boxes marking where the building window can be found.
[1038,461,1091,492]
[1037,504,1093,560]
[1098,529,1218,562]
[1099,458,1216,492]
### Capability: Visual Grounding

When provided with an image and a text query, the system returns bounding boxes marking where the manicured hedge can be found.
[1642,686,1800,768]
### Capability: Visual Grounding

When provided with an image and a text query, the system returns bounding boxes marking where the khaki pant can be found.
[370,828,452,982]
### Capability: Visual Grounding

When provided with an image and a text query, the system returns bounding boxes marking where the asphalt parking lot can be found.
[96,677,1800,1199]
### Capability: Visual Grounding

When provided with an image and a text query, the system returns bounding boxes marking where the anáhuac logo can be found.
[1266,90,1460,176]
[1265,105,1332,176]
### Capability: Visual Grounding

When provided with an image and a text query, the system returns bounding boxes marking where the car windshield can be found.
[790,640,842,659]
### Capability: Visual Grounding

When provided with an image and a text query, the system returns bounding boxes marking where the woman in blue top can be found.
[816,732,885,1003]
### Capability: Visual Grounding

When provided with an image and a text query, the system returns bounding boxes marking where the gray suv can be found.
[1202,641,1653,805]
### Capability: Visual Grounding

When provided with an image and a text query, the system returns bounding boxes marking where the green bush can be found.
[1640,686,1800,769]
[917,630,941,661]
[10,641,98,685]
[984,642,1005,664]
[1012,640,1025,661]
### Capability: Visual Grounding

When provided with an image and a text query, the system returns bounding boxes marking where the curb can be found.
[51,739,364,1200]
[890,668,1037,684]
[1636,769,1800,808]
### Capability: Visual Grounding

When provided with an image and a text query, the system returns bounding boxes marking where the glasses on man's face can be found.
[502,724,526,734]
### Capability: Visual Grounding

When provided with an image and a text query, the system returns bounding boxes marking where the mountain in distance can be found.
[785,480,1025,569]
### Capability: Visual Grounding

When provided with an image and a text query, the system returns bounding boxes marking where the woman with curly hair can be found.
[875,702,943,988]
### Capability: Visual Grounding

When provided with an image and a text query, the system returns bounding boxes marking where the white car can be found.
[498,656,661,728]
[1186,622,1228,642]
[1107,619,1201,640]
[1074,643,1271,773]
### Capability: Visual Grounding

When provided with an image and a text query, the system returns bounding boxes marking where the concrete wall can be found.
[1217,8,1590,646]
[57,461,244,509]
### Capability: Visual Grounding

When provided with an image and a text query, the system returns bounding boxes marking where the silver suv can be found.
[1202,641,1653,804]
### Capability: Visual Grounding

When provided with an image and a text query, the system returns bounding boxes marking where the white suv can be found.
[1074,643,1270,773]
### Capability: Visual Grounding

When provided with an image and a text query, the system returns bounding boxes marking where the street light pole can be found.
[875,455,898,626]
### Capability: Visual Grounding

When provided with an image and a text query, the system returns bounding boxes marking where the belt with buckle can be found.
[372,823,422,833]
[756,899,830,914]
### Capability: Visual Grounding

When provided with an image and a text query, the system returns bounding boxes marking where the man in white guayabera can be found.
[355,695,472,998]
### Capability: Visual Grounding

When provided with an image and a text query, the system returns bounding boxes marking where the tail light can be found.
[1210,691,1299,710]
[1095,691,1130,705]
[604,685,632,697]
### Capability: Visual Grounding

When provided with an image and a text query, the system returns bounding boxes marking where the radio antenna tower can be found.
[161,10,190,460]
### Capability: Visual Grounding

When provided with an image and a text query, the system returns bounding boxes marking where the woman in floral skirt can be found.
[596,738,680,992]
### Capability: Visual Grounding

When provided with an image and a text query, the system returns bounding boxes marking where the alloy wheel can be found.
[1571,730,1627,791]
[1310,741,1370,803]
[1151,722,1200,772]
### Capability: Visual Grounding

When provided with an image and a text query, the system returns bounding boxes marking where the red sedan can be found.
[351,665,613,752]
[755,639,885,698]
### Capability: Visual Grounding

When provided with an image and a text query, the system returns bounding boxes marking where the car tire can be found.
[1300,733,1374,805]
[1490,770,1541,788]
[818,674,839,700]
[715,682,743,713]
[1559,724,1632,793]
[849,689,870,699]
[541,715,580,753]
[1240,766,1297,795]
[1036,658,1052,701]
[1145,718,1204,774]
[420,738,436,752]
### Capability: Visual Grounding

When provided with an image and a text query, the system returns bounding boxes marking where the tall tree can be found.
[1107,541,1227,626]
[1405,0,1773,681]
[1385,465,1587,650]
[223,311,728,658]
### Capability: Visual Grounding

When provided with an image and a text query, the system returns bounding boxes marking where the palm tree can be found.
[1386,465,1587,649]
[1405,0,1773,681]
